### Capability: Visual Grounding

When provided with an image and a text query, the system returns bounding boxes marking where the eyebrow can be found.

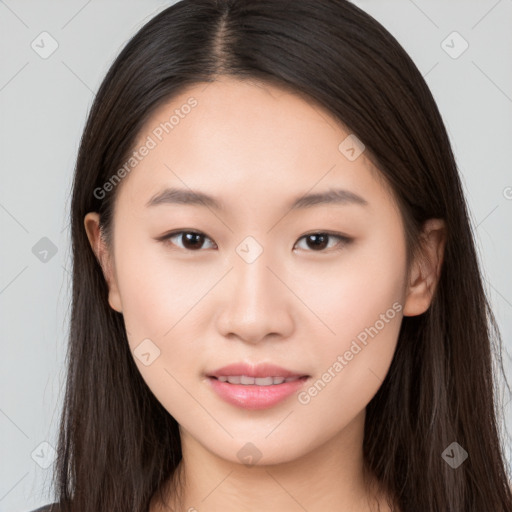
[145,187,368,211]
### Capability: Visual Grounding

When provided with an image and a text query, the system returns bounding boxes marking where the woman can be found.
[33,0,512,510]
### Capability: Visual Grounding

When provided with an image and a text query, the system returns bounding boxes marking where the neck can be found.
[151,410,394,512]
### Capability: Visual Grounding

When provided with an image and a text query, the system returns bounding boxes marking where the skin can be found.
[85,77,446,512]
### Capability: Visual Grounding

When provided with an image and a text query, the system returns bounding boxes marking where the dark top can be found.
[30,504,60,512]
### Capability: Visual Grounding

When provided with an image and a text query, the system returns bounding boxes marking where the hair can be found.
[51,0,512,511]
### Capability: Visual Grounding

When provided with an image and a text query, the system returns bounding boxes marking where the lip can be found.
[207,375,309,410]
[207,362,308,379]
[206,362,310,410]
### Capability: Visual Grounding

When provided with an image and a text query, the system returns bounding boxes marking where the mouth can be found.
[206,374,310,410]
[208,375,309,386]
[205,362,310,409]
[207,361,309,380]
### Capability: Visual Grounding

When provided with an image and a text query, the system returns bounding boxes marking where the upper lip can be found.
[207,362,309,379]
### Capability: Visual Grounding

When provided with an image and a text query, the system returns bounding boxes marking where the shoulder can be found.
[29,504,60,512]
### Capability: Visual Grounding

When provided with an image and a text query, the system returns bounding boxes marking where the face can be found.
[86,77,422,466]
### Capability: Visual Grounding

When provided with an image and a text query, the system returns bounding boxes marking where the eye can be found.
[294,232,352,252]
[159,230,217,251]
[158,230,351,253]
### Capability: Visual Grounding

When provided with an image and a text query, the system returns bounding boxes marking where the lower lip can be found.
[207,376,309,410]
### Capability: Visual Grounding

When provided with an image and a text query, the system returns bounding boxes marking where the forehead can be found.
[117,77,394,215]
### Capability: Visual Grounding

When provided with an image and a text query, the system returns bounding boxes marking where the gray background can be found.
[0,1,511,510]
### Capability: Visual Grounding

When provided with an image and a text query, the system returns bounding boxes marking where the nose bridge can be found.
[215,233,294,342]
[232,233,281,307]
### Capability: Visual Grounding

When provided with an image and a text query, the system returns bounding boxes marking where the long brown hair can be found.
[53,0,512,510]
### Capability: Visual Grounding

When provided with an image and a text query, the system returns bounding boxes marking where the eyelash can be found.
[158,230,352,253]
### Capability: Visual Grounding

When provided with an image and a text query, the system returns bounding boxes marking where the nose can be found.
[214,245,295,345]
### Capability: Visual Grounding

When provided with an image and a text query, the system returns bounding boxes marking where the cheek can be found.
[113,230,205,338]
[297,225,406,339]
[111,236,211,412]
[295,230,406,419]
[112,231,224,404]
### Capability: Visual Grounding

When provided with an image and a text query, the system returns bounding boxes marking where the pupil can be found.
[184,232,203,249]
[308,233,328,250]
[180,233,330,251]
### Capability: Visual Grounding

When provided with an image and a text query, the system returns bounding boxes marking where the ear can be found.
[84,212,123,313]
[403,218,446,317]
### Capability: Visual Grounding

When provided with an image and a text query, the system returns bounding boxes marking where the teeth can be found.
[216,375,301,385]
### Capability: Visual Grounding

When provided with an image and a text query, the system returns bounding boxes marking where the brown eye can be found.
[162,231,216,251]
[159,230,351,253]
[295,232,351,252]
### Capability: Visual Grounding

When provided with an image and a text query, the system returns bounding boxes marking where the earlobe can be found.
[83,212,123,313]
[403,218,446,317]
